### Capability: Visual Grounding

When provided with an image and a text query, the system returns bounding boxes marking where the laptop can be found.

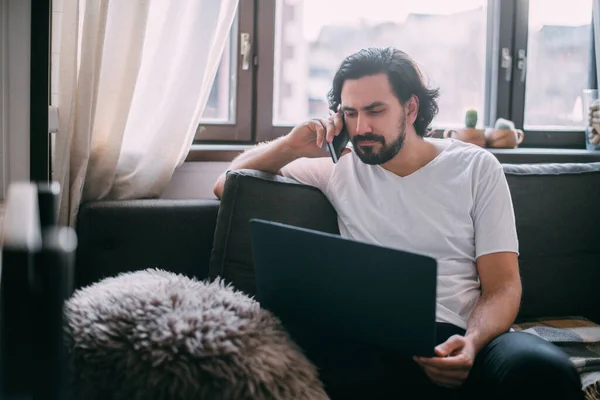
[249,218,438,357]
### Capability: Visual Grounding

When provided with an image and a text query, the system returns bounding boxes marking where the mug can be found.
[443,128,486,148]
[485,128,524,149]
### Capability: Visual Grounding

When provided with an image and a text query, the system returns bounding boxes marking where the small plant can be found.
[494,118,515,130]
[465,109,478,128]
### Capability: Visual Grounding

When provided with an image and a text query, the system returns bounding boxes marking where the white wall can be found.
[0,0,31,200]
[161,162,229,199]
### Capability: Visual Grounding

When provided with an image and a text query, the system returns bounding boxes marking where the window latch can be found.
[240,33,252,71]
[517,49,527,83]
[501,47,512,82]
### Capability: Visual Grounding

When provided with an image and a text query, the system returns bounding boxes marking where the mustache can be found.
[353,134,385,144]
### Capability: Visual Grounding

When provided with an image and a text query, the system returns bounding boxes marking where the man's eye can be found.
[371,110,383,114]
[344,112,356,118]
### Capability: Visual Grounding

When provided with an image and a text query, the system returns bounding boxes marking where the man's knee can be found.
[494,332,582,397]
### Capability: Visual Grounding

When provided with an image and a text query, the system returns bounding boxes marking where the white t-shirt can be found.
[279,138,519,329]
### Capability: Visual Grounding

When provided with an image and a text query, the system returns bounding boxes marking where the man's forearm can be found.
[465,285,521,354]
[228,136,298,175]
[213,136,299,198]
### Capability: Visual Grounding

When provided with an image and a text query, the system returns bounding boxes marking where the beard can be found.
[351,112,407,165]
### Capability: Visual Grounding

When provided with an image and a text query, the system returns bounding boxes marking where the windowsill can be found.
[488,148,595,155]
[487,148,600,164]
[190,144,254,151]
[187,144,600,163]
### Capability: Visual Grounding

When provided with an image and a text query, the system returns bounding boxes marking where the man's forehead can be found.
[340,74,394,108]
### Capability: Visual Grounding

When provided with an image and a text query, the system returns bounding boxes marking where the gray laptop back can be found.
[249,218,438,357]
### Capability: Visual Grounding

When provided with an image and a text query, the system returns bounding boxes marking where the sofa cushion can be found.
[76,199,219,288]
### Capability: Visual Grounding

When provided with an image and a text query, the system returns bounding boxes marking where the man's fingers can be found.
[423,367,467,388]
[414,355,472,371]
[323,118,336,144]
[310,119,326,148]
[331,111,344,136]
[435,334,466,357]
[433,366,469,381]
[420,363,469,379]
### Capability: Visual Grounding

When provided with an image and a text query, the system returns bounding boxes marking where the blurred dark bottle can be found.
[1,181,76,400]
[0,182,42,399]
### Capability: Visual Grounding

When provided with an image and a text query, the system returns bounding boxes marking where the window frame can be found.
[194,0,256,143]
[194,0,591,150]
[255,0,291,142]
[509,0,588,149]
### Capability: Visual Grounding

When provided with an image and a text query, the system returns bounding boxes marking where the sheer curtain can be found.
[53,0,238,226]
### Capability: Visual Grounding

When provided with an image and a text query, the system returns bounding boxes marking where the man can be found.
[213,47,582,399]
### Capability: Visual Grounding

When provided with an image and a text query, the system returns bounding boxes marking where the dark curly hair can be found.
[327,47,439,136]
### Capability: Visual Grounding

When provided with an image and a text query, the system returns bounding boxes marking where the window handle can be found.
[240,33,252,71]
[517,49,527,83]
[501,47,512,82]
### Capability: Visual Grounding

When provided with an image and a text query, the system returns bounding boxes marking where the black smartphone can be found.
[326,117,350,163]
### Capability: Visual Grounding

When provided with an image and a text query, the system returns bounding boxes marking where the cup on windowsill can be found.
[484,127,525,149]
[443,128,486,147]
[583,89,600,150]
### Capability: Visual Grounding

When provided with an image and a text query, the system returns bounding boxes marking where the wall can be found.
[0,0,31,200]
[161,162,229,199]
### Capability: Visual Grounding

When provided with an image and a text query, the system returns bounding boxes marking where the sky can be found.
[301,0,593,41]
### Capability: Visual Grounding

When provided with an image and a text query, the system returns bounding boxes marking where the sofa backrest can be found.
[209,170,339,295]
[210,163,600,323]
[503,163,600,322]
[75,199,220,288]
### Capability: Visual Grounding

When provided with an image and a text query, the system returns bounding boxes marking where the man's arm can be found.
[465,251,522,354]
[213,137,298,199]
[415,252,521,388]
[213,114,342,199]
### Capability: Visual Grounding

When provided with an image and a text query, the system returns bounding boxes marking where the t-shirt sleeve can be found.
[279,157,334,194]
[471,152,519,258]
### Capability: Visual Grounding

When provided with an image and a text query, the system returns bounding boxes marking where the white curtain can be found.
[53,0,238,226]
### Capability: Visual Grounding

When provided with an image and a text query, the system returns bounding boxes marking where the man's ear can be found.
[407,95,420,125]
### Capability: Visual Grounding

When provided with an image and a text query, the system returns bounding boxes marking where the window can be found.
[272,0,488,128]
[195,0,595,149]
[195,5,254,142]
[524,0,592,130]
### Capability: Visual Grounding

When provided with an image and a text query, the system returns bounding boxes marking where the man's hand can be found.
[413,334,476,389]
[212,111,345,198]
[284,111,344,159]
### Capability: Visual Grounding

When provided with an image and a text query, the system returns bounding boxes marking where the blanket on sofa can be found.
[512,316,600,400]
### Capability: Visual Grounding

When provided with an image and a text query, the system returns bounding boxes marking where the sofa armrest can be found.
[208,169,339,295]
[75,199,220,288]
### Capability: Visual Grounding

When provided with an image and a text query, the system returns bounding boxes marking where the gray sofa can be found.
[76,162,600,323]
[74,161,600,396]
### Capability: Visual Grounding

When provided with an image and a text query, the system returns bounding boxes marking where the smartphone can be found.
[326,118,350,163]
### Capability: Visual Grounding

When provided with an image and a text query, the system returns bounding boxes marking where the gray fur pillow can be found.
[64,268,329,400]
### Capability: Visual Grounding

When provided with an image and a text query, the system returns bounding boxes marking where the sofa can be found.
[75,161,600,397]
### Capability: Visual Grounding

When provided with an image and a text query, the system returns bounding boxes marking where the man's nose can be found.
[355,115,371,135]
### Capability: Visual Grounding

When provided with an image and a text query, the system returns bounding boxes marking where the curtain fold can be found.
[53,0,238,226]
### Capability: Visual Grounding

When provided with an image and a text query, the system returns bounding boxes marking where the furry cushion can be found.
[64,268,329,400]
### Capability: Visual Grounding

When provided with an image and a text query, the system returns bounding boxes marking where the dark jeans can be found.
[292,323,584,400]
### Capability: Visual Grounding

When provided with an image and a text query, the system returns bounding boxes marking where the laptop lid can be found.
[249,218,438,357]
